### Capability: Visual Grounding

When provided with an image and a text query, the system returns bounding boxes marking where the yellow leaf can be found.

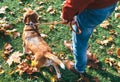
[8,70,15,75]
[51,75,57,82]
[31,60,37,67]
[0,69,4,74]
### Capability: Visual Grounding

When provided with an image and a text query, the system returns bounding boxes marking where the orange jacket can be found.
[62,0,118,21]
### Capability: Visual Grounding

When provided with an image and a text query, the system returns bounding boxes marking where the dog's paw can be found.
[60,63,65,70]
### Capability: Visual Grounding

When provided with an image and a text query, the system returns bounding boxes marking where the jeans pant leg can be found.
[72,3,117,73]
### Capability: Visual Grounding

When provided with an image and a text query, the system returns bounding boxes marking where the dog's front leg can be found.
[51,62,61,79]
[23,42,26,54]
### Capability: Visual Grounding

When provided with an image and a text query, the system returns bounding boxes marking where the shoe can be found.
[64,40,73,51]
[64,60,80,75]
[64,60,89,82]
[77,72,90,82]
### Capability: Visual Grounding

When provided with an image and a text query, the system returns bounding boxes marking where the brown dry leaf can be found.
[100,20,110,29]
[93,77,100,82]
[6,51,23,66]
[16,62,29,75]
[0,6,8,14]
[0,19,13,30]
[105,58,116,66]
[3,43,13,55]
[12,31,20,39]
[106,47,115,55]
[16,61,39,75]
[26,67,34,75]
[109,29,116,35]
[116,48,120,58]
[96,36,114,46]
[87,53,99,69]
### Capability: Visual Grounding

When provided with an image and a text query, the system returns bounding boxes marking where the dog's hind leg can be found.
[51,62,61,79]
[22,42,32,55]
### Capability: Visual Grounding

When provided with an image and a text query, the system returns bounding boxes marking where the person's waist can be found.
[87,0,118,9]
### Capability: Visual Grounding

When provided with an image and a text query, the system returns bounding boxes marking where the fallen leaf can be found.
[49,25,55,30]
[46,6,56,14]
[12,31,20,39]
[96,36,114,46]
[0,69,5,74]
[116,48,120,58]
[18,1,24,6]
[6,51,23,66]
[117,25,120,28]
[115,13,120,18]
[109,29,116,35]
[31,60,37,67]
[0,6,8,14]
[51,75,58,82]
[87,53,99,69]
[115,5,120,11]
[105,58,116,66]
[106,47,114,55]
[100,20,110,29]
[35,6,44,11]
[8,70,15,75]
[3,43,13,55]
[93,77,100,82]
[38,1,45,5]
[0,65,4,74]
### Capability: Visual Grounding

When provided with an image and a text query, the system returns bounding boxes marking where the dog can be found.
[22,8,65,78]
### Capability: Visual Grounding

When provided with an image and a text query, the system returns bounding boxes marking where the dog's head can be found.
[23,8,39,24]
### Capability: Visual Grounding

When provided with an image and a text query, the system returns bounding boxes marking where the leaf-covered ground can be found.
[0,0,120,82]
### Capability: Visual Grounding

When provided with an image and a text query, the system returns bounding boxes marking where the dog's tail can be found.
[44,53,65,69]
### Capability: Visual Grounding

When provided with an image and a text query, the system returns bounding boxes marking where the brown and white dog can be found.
[22,8,65,78]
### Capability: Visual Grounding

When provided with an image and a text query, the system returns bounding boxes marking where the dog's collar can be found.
[25,22,39,26]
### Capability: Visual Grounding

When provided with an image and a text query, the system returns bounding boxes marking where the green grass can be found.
[0,0,120,82]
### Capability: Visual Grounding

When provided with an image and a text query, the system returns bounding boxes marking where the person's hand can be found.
[60,13,76,25]
[60,14,82,34]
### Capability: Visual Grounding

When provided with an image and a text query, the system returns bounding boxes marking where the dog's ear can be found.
[32,13,39,23]
[23,14,28,23]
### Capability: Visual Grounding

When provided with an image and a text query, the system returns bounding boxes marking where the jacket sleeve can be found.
[62,0,94,21]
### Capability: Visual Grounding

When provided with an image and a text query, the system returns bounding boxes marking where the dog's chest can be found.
[26,37,41,45]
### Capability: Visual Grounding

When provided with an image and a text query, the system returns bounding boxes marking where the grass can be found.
[0,0,120,82]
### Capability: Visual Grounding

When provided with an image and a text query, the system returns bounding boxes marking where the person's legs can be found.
[72,3,117,73]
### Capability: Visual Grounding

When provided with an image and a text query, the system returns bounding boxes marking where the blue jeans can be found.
[72,3,117,73]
